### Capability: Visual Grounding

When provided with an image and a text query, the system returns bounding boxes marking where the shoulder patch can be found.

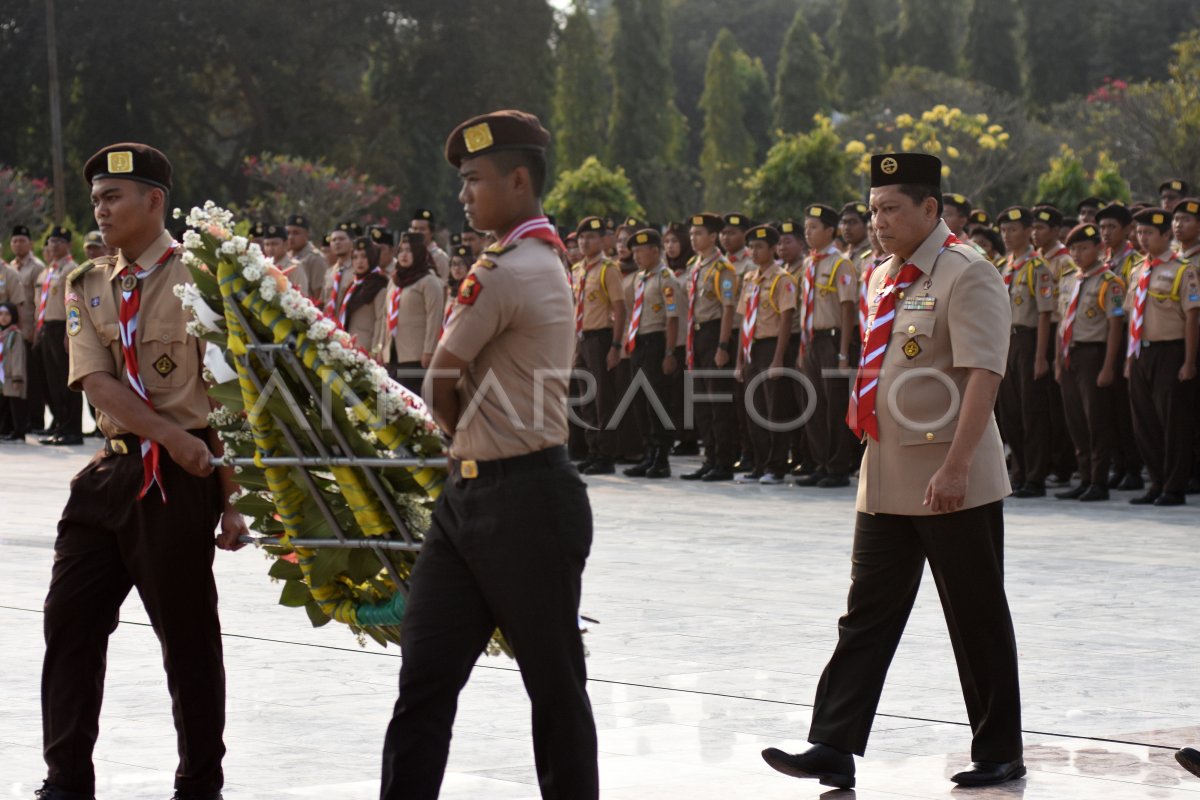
[484,242,517,257]
[67,259,97,285]
[457,273,483,306]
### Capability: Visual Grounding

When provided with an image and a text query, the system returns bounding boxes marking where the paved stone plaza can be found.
[2,442,1198,798]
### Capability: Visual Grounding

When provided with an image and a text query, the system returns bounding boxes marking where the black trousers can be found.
[40,321,81,436]
[1000,327,1051,486]
[43,434,225,795]
[1059,343,1116,486]
[26,330,49,430]
[0,394,29,435]
[613,357,642,458]
[808,501,1022,762]
[1110,331,1142,477]
[629,331,673,450]
[388,358,426,397]
[578,329,617,461]
[381,447,597,800]
[1128,340,1197,494]
[800,330,859,477]
[1047,324,1076,478]
[692,320,737,469]
[744,338,793,475]
[668,344,697,445]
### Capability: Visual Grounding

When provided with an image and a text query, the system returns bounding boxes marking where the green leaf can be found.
[307,546,351,588]
[208,379,246,413]
[304,598,332,628]
[347,548,383,584]
[267,558,303,581]
[234,492,276,518]
[279,579,311,607]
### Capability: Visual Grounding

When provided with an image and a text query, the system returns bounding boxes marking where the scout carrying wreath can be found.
[173,202,514,655]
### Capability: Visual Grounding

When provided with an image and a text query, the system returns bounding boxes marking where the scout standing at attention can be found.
[380,110,598,800]
[763,152,1023,790]
[37,143,247,800]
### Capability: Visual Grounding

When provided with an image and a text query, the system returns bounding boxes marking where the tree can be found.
[773,10,831,135]
[1020,0,1093,106]
[895,0,959,74]
[552,1,610,173]
[733,51,772,163]
[0,166,53,252]
[544,156,645,224]
[963,0,1022,96]
[241,154,397,239]
[743,115,855,218]
[1088,152,1132,205]
[698,30,756,211]
[1034,145,1090,210]
[830,0,884,107]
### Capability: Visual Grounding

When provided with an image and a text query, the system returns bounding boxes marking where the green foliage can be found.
[0,166,53,241]
[895,0,959,73]
[830,0,883,106]
[699,30,756,211]
[1019,0,1093,106]
[743,116,855,219]
[733,51,772,164]
[552,1,610,172]
[1089,152,1132,204]
[1034,145,1090,210]
[773,11,831,135]
[544,156,645,224]
[963,0,1021,96]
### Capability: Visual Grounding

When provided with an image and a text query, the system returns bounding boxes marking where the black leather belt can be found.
[450,445,569,480]
[1141,339,1183,349]
[104,434,140,457]
[1010,325,1037,335]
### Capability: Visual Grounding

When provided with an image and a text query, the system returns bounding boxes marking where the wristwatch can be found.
[610,341,621,350]
[717,340,732,352]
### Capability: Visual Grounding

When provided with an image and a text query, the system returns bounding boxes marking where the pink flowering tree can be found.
[0,166,53,248]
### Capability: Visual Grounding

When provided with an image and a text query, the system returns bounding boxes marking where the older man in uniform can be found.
[381,109,598,800]
[11,224,49,431]
[410,209,450,281]
[36,226,83,445]
[284,214,327,302]
[763,152,1022,789]
[36,143,246,800]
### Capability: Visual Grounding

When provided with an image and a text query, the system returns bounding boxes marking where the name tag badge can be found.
[902,295,936,312]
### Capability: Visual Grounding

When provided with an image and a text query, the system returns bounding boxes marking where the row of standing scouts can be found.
[3,183,1198,508]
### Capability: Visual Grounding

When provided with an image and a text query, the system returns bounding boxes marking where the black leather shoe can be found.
[623,451,655,477]
[732,458,752,473]
[794,471,827,487]
[817,474,850,488]
[645,456,671,479]
[55,435,84,446]
[790,462,814,477]
[1107,470,1122,488]
[1011,483,1045,498]
[701,468,734,482]
[670,441,699,456]
[575,456,595,472]
[1154,491,1185,507]
[1117,472,1145,491]
[1130,490,1161,505]
[169,793,223,800]
[1055,483,1089,500]
[34,784,95,800]
[1078,484,1109,502]
[736,470,765,483]
[582,459,615,475]
[1176,747,1200,778]
[761,744,855,789]
[950,759,1026,786]
[680,464,712,481]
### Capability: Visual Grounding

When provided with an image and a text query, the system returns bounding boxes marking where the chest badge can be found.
[90,296,101,307]
[902,338,922,360]
[652,303,662,312]
[1014,296,1024,306]
[121,273,138,292]
[1085,307,1097,319]
[902,295,936,311]
[153,354,177,377]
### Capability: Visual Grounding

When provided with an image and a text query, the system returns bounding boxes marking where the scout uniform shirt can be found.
[438,236,575,461]
[805,244,857,331]
[334,272,389,359]
[12,253,45,340]
[572,255,624,333]
[37,257,76,332]
[619,265,638,357]
[737,262,797,341]
[783,257,805,333]
[0,262,20,306]
[726,247,754,277]
[1123,252,1200,342]
[66,230,210,438]
[688,251,738,325]
[630,264,681,338]
[1001,247,1055,327]
[429,243,451,282]
[1057,265,1125,344]
[387,271,444,363]
[290,241,327,299]
[1105,242,1141,286]
[857,220,1012,516]
[0,323,26,398]
[1042,240,1072,322]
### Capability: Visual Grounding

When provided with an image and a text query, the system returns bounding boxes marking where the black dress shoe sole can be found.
[951,763,1026,786]
[761,748,855,789]
[1176,748,1200,779]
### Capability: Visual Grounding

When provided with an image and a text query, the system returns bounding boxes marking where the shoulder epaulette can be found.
[484,242,517,257]
[686,254,700,266]
[473,256,498,270]
[659,266,673,279]
[67,259,98,285]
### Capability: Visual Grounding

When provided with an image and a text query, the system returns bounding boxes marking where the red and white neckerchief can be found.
[740,276,762,363]
[727,248,747,267]
[1043,242,1069,263]
[387,284,402,338]
[1127,256,1162,359]
[625,272,647,354]
[801,246,837,347]
[118,243,178,501]
[36,261,61,333]
[324,265,346,319]
[848,235,958,441]
[686,267,699,368]
[337,268,378,328]
[1003,248,1036,288]
[1060,263,1107,367]
[575,257,600,336]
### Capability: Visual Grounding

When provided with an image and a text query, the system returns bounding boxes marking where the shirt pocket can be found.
[889,312,936,368]
[140,320,192,389]
[97,321,121,347]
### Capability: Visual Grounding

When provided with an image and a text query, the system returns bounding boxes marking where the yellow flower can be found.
[946,146,960,159]
[941,165,952,177]
[998,132,1011,143]
[845,139,867,155]
[976,113,989,125]
[895,113,914,128]
[978,134,998,150]
[901,135,916,151]
[987,124,1003,135]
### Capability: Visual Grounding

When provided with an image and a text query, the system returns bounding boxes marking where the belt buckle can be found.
[460,459,478,479]
[109,438,129,455]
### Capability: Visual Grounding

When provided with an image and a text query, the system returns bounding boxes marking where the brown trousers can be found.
[1128,340,1197,494]
[999,327,1052,486]
[743,338,796,475]
[42,435,225,795]
[800,330,859,477]
[1059,343,1116,485]
[578,329,618,461]
[692,320,737,469]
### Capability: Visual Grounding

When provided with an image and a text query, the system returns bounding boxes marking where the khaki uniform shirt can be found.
[276,256,309,297]
[12,253,45,340]
[430,244,450,282]
[324,260,351,308]
[1105,244,1140,287]
[37,258,75,325]
[1001,248,1055,327]
[1058,267,1125,344]
[1041,243,1072,322]
[1,325,26,397]
[857,220,1012,516]
[737,263,798,339]
[290,241,327,300]
[687,251,738,325]
[388,272,444,363]
[805,245,857,330]
[66,231,209,437]
[433,236,575,461]
[726,248,754,276]
[335,274,389,359]
[783,257,806,333]
[0,262,21,306]
[1124,252,1200,342]
[629,264,681,337]
[571,256,624,332]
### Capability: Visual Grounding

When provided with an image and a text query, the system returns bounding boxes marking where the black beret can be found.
[262,223,287,240]
[83,142,172,192]
[689,213,724,233]
[1064,223,1101,246]
[968,209,990,226]
[286,214,310,229]
[629,228,663,248]
[1032,205,1064,227]
[746,224,781,246]
[1159,179,1189,195]
[11,225,32,239]
[1094,202,1133,226]
[369,226,395,246]
[452,245,471,260]
[576,216,606,235]
[411,208,435,225]
[449,232,463,247]
[805,204,840,229]
[444,109,550,169]
[622,216,644,230]
[353,237,375,252]
[722,212,751,230]
[46,225,72,242]
[247,221,265,238]
[870,152,941,189]
[972,226,1005,255]
[840,202,870,220]
[1076,196,1104,212]
[337,221,364,237]
[943,193,972,215]
[1173,197,1200,218]
[1133,207,1172,229]
[778,219,801,236]
[998,206,1033,226]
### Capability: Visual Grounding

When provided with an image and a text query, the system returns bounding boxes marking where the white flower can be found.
[219,240,238,256]
[232,236,249,254]
[243,262,264,282]
[173,208,183,219]
[259,280,277,301]
[181,250,201,267]
[309,319,335,341]
[182,230,202,250]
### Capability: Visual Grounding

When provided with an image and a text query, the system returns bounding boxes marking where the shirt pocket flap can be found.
[141,320,187,345]
[897,415,959,446]
[891,313,936,341]
[97,321,121,346]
